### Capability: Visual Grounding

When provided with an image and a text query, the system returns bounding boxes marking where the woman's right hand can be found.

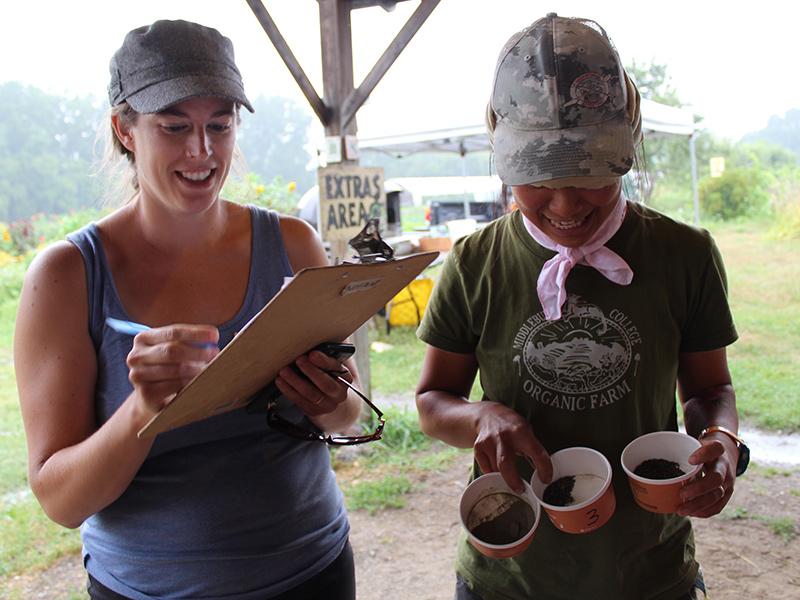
[473,401,553,493]
[416,345,553,493]
[126,324,220,417]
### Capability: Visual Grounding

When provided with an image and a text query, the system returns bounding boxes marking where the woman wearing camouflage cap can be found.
[15,20,362,600]
[416,14,745,600]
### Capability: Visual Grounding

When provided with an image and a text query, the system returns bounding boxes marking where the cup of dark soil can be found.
[530,447,616,534]
[620,431,702,514]
[459,472,541,558]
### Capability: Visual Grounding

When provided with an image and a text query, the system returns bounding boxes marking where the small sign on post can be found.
[710,156,726,178]
[318,165,387,244]
[324,136,343,163]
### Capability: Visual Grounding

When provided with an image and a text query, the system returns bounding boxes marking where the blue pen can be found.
[105,317,216,349]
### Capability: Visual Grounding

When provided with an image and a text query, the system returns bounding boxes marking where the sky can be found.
[2,0,797,148]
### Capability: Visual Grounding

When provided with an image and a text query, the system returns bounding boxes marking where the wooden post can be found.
[244,0,442,401]
[318,0,370,396]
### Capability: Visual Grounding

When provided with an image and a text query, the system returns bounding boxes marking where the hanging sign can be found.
[317,165,386,242]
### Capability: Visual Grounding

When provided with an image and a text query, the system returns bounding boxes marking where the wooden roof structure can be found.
[243,1,442,392]
[245,0,441,138]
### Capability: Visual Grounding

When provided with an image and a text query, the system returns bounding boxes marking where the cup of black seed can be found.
[459,472,541,558]
[621,431,703,514]
[530,447,616,534]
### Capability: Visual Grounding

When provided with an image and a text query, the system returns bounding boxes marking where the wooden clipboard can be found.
[138,251,438,438]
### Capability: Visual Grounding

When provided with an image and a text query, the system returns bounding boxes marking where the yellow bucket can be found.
[388,278,434,327]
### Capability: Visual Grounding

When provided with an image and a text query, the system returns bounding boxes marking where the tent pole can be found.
[689,131,700,225]
[459,142,471,219]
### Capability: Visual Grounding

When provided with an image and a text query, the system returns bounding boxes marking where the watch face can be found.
[736,443,750,476]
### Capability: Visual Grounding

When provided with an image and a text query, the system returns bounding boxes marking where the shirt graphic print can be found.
[512,294,642,412]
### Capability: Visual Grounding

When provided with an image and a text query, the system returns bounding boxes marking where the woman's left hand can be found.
[273,349,353,416]
[677,432,738,517]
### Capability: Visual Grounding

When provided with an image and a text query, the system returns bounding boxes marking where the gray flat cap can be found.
[108,19,254,114]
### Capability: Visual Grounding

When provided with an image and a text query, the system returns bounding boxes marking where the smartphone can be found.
[246,341,355,413]
[312,342,356,363]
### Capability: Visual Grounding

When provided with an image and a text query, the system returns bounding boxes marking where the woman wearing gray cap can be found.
[15,20,362,600]
[416,14,745,600]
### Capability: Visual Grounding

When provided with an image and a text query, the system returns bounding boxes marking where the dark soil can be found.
[635,458,686,479]
[468,493,535,545]
[542,475,576,506]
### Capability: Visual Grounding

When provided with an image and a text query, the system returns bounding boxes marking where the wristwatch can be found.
[699,425,750,476]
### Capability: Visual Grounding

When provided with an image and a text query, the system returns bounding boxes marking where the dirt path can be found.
[348,452,800,600]
[4,452,799,599]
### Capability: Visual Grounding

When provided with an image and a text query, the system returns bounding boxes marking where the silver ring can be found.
[718,485,725,496]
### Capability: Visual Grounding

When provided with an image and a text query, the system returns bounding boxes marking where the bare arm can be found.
[677,347,739,518]
[416,345,552,492]
[276,215,363,432]
[15,242,219,528]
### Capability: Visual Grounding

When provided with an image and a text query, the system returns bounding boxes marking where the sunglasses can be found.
[256,371,385,446]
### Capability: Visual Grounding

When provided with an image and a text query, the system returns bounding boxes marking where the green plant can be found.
[372,406,431,454]
[699,168,771,220]
[6,220,38,256]
[648,182,696,222]
[761,466,794,478]
[763,516,797,541]
[344,474,412,514]
[767,166,800,239]
[31,208,107,246]
[223,173,298,214]
[721,506,749,520]
[332,406,463,516]
[0,261,27,304]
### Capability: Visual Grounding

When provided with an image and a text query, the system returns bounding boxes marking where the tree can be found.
[700,167,771,220]
[625,60,698,206]
[627,60,682,107]
[235,95,316,193]
[0,85,320,220]
[0,83,105,221]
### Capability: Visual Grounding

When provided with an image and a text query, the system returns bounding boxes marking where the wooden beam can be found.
[348,0,411,9]
[245,0,330,126]
[319,0,357,136]
[341,0,441,129]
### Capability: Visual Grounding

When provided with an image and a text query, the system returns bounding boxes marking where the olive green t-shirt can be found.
[417,204,738,600]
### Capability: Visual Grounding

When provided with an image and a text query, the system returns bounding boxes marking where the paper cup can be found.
[620,431,702,514]
[530,447,615,534]
[459,472,540,559]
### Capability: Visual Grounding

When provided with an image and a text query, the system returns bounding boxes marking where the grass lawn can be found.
[1,217,798,588]
[709,223,800,430]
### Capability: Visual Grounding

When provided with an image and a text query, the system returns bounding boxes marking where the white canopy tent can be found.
[358,98,702,222]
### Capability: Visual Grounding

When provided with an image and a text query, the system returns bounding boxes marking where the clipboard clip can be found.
[346,218,395,264]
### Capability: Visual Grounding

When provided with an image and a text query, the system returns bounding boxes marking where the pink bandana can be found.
[522,194,633,320]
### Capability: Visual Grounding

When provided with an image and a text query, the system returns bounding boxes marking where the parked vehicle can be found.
[297,175,509,233]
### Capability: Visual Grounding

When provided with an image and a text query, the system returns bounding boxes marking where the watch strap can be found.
[699,425,749,476]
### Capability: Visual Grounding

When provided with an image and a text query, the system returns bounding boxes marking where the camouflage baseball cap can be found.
[490,14,634,186]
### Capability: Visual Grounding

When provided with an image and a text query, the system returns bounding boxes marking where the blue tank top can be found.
[67,206,349,600]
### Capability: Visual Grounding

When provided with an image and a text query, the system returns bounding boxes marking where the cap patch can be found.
[566,72,611,108]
